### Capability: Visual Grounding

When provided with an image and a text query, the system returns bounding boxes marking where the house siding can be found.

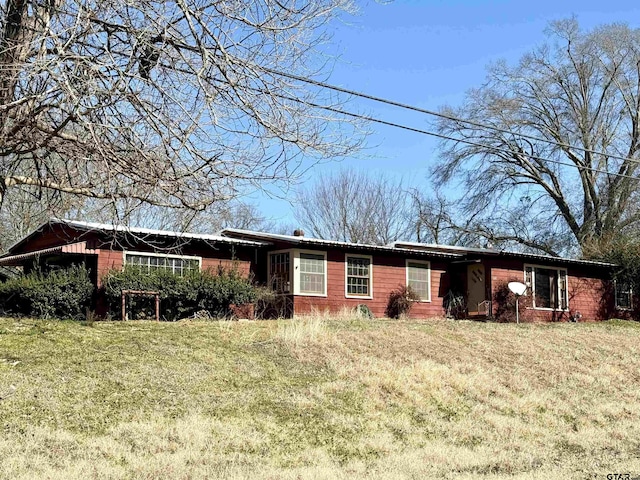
[290,250,449,318]
[4,222,619,322]
[15,226,255,284]
[11,223,92,254]
[487,259,610,321]
[96,249,124,286]
[96,244,254,281]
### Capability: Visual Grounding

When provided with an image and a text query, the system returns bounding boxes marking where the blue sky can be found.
[251,0,640,228]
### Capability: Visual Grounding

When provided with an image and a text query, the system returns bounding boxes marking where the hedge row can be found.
[102,266,257,320]
[0,265,93,319]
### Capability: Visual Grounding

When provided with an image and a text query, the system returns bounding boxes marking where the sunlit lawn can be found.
[1,315,639,479]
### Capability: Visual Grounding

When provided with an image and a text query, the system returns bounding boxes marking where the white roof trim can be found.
[7,219,268,253]
[221,228,462,259]
[391,241,615,268]
[54,219,269,246]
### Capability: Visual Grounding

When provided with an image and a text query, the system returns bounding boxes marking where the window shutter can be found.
[525,266,533,295]
[559,270,568,310]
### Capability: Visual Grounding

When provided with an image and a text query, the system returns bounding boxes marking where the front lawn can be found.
[1,316,639,479]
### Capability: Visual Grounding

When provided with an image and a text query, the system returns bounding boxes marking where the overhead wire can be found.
[216,73,640,182]
[258,65,640,168]
[286,94,640,182]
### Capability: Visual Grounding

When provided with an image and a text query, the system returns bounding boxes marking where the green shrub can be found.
[0,265,93,319]
[102,265,257,320]
[385,285,420,319]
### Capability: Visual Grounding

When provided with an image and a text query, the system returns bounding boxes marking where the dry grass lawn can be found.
[1,314,640,479]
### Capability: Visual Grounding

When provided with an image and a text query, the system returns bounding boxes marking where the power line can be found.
[204,67,640,181]
[235,77,640,182]
[308,100,640,182]
[259,65,640,168]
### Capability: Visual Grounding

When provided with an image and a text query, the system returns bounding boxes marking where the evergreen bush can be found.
[0,265,93,319]
[102,265,257,320]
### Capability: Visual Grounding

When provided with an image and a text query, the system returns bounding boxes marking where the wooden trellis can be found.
[121,290,160,321]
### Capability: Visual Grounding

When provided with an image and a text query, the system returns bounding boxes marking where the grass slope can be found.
[1,316,639,479]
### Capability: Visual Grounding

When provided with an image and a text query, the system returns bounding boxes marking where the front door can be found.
[467,263,486,313]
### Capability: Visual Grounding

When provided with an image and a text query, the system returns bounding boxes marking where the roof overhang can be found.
[221,228,463,259]
[0,242,97,266]
[392,241,616,268]
[6,219,270,255]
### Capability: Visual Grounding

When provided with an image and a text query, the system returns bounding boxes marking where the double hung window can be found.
[525,265,568,310]
[406,260,431,301]
[346,255,372,298]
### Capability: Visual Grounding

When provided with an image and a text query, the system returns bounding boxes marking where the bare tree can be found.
[409,189,479,246]
[0,0,363,218]
[433,19,640,256]
[0,184,82,250]
[106,200,276,233]
[294,168,414,245]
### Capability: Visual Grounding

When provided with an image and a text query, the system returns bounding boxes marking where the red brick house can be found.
[390,241,617,322]
[0,219,624,321]
[0,219,265,316]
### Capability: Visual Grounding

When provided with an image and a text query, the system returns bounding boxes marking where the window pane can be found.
[299,253,325,294]
[616,281,633,309]
[534,268,553,308]
[269,252,291,293]
[531,266,566,310]
[125,253,199,276]
[348,257,369,277]
[407,262,430,300]
[347,256,371,296]
[186,259,200,271]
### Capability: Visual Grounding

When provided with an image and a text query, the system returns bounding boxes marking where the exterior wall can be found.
[10,224,257,318]
[10,223,87,254]
[201,258,251,276]
[288,248,449,318]
[9,223,618,322]
[12,224,256,278]
[92,248,253,318]
[567,272,610,321]
[487,258,611,321]
[96,249,124,286]
[96,246,253,280]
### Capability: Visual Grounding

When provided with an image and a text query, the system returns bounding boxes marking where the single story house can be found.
[0,219,626,321]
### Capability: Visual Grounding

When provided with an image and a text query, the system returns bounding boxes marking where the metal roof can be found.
[55,219,268,246]
[7,219,269,253]
[391,241,615,268]
[221,228,463,259]
[0,242,98,266]
[5,221,616,269]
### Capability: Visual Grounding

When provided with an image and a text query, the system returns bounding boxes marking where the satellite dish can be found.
[507,282,527,324]
[508,282,527,296]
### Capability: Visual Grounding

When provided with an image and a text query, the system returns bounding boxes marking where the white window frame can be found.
[614,280,633,310]
[293,249,327,297]
[123,251,202,275]
[267,249,292,294]
[345,254,373,299]
[406,259,431,302]
[267,249,327,297]
[524,264,568,311]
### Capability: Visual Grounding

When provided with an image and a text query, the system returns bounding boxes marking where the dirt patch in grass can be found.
[1,317,640,478]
